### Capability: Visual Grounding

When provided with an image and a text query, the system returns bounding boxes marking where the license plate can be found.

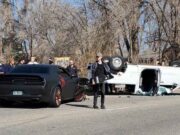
[13,91,23,95]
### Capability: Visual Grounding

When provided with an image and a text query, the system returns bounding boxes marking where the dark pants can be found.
[93,83,105,107]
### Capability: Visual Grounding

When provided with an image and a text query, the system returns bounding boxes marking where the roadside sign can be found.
[54,57,70,68]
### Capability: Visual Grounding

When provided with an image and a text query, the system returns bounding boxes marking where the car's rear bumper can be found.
[0,95,43,102]
[0,85,50,102]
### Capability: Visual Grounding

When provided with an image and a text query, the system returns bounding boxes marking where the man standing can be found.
[28,57,39,64]
[49,57,54,65]
[92,52,110,109]
[67,60,78,77]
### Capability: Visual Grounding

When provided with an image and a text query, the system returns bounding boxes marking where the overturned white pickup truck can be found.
[106,64,180,95]
[88,56,180,95]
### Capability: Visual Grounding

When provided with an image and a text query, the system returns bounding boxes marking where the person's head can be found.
[31,57,36,62]
[49,57,53,64]
[69,60,74,66]
[9,58,15,65]
[96,52,103,62]
[20,59,25,64]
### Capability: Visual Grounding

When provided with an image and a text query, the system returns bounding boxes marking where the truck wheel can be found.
[109,56,124,71]
[49,87,62,107]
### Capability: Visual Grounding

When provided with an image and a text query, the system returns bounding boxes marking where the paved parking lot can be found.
[0,95,180,135]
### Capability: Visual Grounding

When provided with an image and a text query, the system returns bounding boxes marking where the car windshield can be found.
[11,66,49,74]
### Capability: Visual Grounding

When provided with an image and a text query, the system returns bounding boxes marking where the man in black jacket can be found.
[92,52,111,109]
[67,60,78,77]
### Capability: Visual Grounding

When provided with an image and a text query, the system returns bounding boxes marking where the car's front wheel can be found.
[49,87,62,107]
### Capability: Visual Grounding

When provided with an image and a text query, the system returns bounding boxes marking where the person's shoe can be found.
[93,105,99,109]
[101,105,106,109]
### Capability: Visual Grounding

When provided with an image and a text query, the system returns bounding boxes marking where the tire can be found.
[109,56,124,71]
[49,87,62,107]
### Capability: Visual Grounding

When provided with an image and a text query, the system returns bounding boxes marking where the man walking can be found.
[92,52,110,109]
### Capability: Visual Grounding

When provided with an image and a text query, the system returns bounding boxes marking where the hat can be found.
[96,52,102,57]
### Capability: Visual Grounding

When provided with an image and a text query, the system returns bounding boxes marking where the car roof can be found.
[16,64,64,69]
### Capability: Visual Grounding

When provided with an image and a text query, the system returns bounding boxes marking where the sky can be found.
[15,0,24,10]
[13,0,78,20]
[62,0,81,5]
[14,0,78,9]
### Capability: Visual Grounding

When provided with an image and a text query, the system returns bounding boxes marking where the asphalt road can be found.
[0,95,180,135]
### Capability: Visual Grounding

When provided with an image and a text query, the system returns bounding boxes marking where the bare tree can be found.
[144,0,180,63]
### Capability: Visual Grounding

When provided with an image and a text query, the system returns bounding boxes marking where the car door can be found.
[58,68,77,100]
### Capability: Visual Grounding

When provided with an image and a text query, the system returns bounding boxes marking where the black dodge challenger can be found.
[0,64,87,107]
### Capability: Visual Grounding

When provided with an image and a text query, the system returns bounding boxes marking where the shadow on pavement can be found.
[65,103,92,109]
[0,100,80,109]
[0,102,48,109]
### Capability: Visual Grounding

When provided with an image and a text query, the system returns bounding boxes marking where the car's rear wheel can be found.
[49,87,62,107]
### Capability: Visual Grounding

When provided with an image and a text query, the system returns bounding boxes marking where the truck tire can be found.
[109,56,124,71]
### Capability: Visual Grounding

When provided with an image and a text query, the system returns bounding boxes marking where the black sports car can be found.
[0,64,87,107]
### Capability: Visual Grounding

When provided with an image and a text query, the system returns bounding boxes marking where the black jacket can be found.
[91,62,111,83]
[67,65,78,77]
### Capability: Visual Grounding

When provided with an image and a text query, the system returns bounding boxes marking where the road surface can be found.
[0,95,180,135]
